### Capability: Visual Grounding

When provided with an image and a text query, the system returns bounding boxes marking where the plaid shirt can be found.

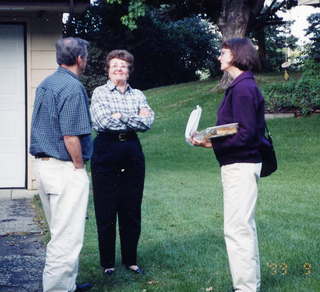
[90,80,155,132]
[30,67,92,161]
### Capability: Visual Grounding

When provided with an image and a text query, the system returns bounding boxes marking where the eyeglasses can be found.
[110,64,129,70]
[219,49,232,57]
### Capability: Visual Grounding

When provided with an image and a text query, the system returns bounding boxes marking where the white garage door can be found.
[0,24,26,188]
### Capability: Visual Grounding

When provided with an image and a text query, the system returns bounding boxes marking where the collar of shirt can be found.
[106,79,133,94]
[57,66,80,81]
[228,71,254,89]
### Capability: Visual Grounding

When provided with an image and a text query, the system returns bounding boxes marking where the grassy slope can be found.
[79,75,320,292]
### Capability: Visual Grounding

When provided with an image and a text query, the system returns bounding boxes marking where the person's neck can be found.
[61,64,80,76]
[112,80,128,94]
[227,66,244,80]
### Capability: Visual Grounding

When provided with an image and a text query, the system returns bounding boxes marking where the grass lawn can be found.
[73,75,319,291]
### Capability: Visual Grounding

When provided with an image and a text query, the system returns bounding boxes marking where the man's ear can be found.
[76,56,82,65]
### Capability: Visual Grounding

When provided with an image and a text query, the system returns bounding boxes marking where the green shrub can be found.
[302,59,320,78]
[262,60,320,115]
[262,81,296,113]
[295,78,320,115]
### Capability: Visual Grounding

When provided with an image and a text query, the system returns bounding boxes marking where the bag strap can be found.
[265,123,273,141]
[265,123,270,135]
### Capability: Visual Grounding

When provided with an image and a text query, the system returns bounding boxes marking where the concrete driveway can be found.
[0,198,45,292]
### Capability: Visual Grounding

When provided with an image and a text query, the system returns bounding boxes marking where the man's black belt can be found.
[35,153,51,160]
[98,131,137,142]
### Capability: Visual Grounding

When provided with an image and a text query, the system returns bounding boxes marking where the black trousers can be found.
[91,132,145,269]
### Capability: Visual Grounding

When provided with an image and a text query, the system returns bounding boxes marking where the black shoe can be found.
[104,268,115,276]
[75,282,94,292]
[126,265,145,274]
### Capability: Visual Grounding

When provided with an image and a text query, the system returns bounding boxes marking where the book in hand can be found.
[185,105,238,145]
[192,123,239,143]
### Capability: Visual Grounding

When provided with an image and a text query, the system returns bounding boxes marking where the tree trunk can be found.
[218,0,250,40]
[217,0,251,89]
[255,28,267,70]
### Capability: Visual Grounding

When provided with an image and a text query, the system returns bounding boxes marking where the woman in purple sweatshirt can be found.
[192,38,265,292]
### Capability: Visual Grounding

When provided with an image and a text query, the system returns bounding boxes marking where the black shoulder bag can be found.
[260,124,277,177]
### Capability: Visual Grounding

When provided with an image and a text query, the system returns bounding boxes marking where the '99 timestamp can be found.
[267,263,315,275]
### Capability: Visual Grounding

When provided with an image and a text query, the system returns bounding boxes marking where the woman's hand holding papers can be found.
[190,132,212,148]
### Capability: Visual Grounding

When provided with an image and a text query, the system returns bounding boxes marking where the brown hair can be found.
[222,38,261,72]
[105,49,134,74]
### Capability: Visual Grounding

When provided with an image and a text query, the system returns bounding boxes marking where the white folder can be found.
[185,105,202,145]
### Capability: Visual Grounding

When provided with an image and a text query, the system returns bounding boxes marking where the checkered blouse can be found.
[90,80,155,132]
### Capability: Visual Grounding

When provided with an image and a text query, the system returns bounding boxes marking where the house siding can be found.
[0,12,62,190]
[29,14,61,190]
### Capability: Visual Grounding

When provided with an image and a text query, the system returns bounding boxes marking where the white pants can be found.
[221,163,261,292]
[35,158,89,292]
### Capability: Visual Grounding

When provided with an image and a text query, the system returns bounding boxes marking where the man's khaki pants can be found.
[221,163,261,292]
[35,158,89,292]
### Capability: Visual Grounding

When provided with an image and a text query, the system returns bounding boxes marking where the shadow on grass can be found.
[80,230,230,292]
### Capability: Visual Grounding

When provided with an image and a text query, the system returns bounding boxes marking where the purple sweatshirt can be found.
[213,71,265,166]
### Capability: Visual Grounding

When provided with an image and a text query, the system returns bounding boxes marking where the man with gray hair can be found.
[30,37,93,292]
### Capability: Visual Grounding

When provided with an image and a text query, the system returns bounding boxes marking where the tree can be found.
[305,13,320,61]
[145,1,300,86]
[111,1,298,39]
[65,1,220,91]
[105,0,300,87]
[250,20,298,71]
